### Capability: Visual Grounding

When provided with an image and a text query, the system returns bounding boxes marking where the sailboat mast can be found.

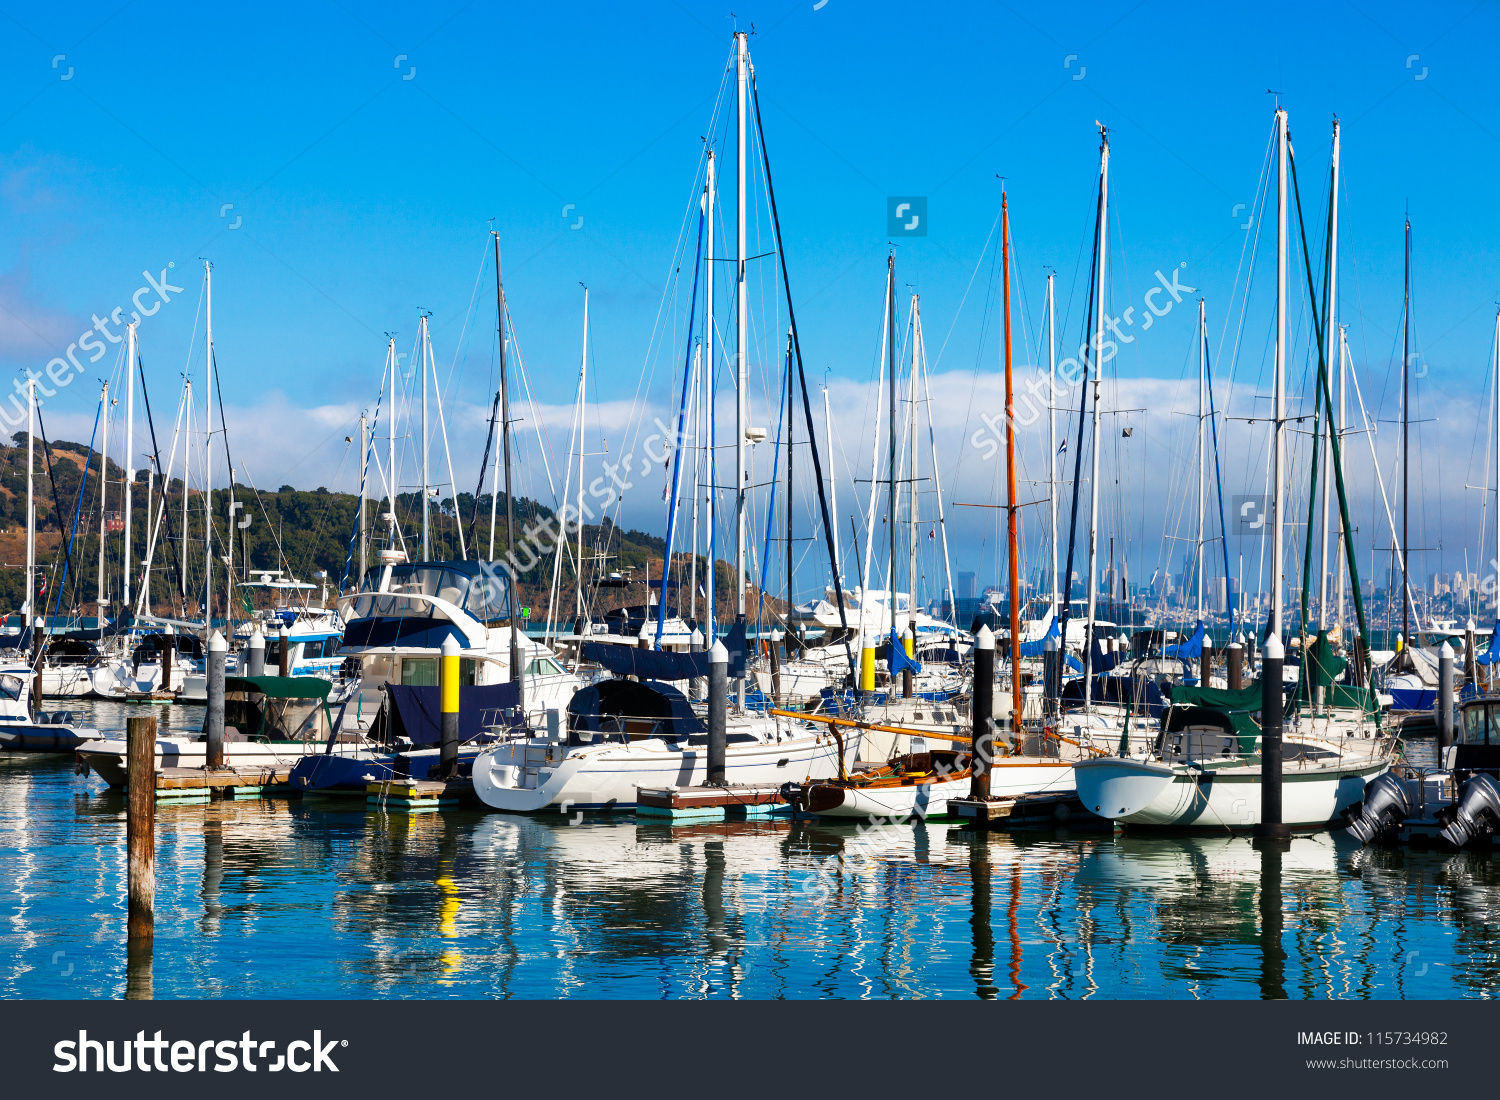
[1083,130,1110,712]
[25,377,34,648]
[1197,298,1206,622]
[704,150,717,638]
[420,314,430,562]
[576,288,589,621]
[1320,119,1340,631]
[1401,215,1411,645]
[824,387,839,589]
[1002,192,1023,733]
[1272,107,1288,640]
[99,381,109,625]
[492,230,522,708]
[204,261,212,628]
[1047,273,1058,613]
[1337,324,1349,628]
[887,254,897,649]
[124,322,136,613]
[908,296,920,628]
[386,337,396,549]
[734,29,749,699]
[785,328,794,617]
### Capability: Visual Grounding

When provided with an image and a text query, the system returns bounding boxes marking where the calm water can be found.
[0,704,1493,999]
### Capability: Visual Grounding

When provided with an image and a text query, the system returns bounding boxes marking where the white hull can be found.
[811,759,1075,819]
[40,665,96,698]
[1074,754,1390,829]
[78,738,320,786]
[472,728,857,812]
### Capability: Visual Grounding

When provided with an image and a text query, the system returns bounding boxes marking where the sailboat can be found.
[1074,112,1395,830]
[803,189,1104,821]
[472,33,859,812]
[0,374,106,752]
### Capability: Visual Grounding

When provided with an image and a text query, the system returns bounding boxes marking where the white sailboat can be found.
[1074,111,1395,830]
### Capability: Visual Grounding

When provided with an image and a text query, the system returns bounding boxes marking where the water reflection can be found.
[8,712,1500,998]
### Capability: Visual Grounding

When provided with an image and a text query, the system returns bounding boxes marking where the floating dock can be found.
[636,783,791,821]
[151,766,293,802]
[366,777,475,812]
[947,791,1097,828]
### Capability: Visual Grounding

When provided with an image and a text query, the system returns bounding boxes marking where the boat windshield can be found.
[348,562,512,624]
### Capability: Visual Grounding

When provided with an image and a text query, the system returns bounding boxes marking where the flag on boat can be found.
[1057,439,1067,454]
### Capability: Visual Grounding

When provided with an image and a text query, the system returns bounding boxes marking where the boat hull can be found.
[0,722,101,753]
[808,759,1076,819]
[472,731,855,813]
[1074,755,1389,829]
[77,739,320,786]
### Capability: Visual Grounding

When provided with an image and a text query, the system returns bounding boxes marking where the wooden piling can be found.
[277,624,291,677]
[126,716,156,947]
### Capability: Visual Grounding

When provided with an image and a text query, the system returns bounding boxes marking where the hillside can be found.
[0,435,779,626]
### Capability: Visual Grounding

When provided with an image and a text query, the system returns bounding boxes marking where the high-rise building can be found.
[957,571,977,599]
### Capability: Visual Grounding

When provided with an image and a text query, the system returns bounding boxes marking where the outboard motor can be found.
[1440,773,1500,848]
[1346,772,1415,844]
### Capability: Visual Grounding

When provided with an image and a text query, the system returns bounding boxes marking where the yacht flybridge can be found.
[338,559,579,726]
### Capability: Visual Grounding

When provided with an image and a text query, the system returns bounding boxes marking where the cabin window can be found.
[1463,705,1488,745]
[525,658,564,677]
[397,657,475,686]
[0,675,23,701]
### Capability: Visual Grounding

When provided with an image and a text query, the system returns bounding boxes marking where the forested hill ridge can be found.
[0,435,769,625]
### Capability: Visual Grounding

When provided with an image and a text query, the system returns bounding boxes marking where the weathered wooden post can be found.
[126,715,155,998]
[1438,641,1455,754]
[438,635,460,779]
[707,640,728,786]
[246,624,265,677]
[205,630,227,769]
[968,625,995,801]
[901,627,914,699]
[1253,632,1289,839]
[277,623,291,677]
[1227,641,1244,692]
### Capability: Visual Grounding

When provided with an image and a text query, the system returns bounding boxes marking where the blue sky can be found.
[0,1,1497,607]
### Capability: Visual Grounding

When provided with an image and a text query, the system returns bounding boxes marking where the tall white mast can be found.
[704,150,717,638]
[1319,118,1340,632]
[1197,297,1207,622]
[734,29,749,702]
[98,381,109,622]
[1083,130,1110,713]
[124,321,136,612]
[1047,272,1058,613]
[25,377,34,637]
[1272,107,1288,639]
[823,387,839,588]
[203,260,213,627]
[420,313,430,562]
[908,295,920,615]
[387,337,397,545]
[576,288,589,621]
[1494,309,1500,617]
[1337,324,1348,628]
[182,382,191,608]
